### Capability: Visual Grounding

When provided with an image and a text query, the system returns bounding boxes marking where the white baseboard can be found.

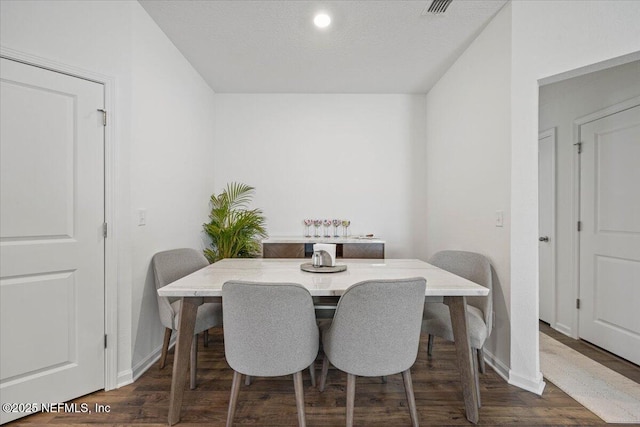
[132,349,161,383]
[131,336,177,383]
[117,369,133,388]
[508,369,546,395]
[554,322,573,338]
[479,350,546,396]
[133,334,177,381]
[482,349,510,383]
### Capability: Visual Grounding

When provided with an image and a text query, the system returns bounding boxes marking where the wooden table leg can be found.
[444,296,480,424]
[168,297,200,425]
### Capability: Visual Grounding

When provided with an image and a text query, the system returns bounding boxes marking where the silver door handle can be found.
[539,236,549,242]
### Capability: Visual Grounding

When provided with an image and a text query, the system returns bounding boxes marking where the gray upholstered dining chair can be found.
[422,250,493,376]
[152,248,222,390]
[318,278,426,427]
[222,281,319,427]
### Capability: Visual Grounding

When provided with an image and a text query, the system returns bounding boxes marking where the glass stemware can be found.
[313,219,322,237]
[323,219,332,238]
[332,219,341,237]
[342,220,351,237]
[303,219,313,237]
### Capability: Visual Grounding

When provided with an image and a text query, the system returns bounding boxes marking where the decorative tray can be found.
[300,263,347,273]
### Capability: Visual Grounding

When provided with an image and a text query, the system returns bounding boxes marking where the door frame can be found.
[0,46,119,390]
[572,95,640,340]
[538,128,556,328]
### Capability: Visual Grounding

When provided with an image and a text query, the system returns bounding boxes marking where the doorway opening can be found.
[538,56,640,365]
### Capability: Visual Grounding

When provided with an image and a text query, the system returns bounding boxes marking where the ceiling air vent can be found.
[423,0,453,15]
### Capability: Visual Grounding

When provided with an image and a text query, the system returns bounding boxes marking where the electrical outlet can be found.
[138,209,146,226]
[495,210,504,227]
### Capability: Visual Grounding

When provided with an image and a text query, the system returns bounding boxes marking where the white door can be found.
[578,103,640,365]
[0,58,105,423]
[538,128,556,324]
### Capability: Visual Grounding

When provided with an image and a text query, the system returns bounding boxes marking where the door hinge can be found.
[574,142,582,153]
[104,334,108,349]
[97,108,107,126]
[576,298,581,309]
[103,222,108,238]
[577,221,582,231]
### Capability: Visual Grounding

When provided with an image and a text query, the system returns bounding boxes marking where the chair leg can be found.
[203,329,209,348]
[472,349,482,408]
[477,347,486,374]
[190,333,198,390]
[159,328,172,369]
[381,376,387,383]
[402,369,419,427]
[226,370,242,427]
[293,371,307,427]
[319,354,330,392]
[245,375,252,386]
[309,363,316,387]
[427,334,434,356]
[346,373,356,427]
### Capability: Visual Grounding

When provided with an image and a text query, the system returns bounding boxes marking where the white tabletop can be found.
[157,258,489,298]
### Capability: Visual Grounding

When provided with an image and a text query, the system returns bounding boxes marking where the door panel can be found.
[578,104,640,365]
[1,272,76,380]
[596,124,640,233]
[0,58,105,423]
[594,256,640,333]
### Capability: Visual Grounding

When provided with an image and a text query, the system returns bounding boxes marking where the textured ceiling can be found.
[139,0,507,94]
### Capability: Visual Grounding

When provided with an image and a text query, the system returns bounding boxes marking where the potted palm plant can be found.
[203,182,267,263]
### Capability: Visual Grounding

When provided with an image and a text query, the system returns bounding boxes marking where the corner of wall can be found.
[508,370,546,396]
[424,0,513,379]
[117,369,134,389]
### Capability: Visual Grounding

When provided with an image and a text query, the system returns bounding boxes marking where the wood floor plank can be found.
[8,327,638,426]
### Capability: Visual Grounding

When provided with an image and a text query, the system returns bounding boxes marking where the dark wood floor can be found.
[9,326,639,426]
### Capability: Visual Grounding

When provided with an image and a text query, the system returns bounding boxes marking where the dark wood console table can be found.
[262,237,385,259]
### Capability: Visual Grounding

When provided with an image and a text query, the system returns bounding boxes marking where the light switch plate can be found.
[138,209,147,226]
[495,210,504,227]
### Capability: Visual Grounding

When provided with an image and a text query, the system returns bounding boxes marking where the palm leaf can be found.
[203,182,267,262]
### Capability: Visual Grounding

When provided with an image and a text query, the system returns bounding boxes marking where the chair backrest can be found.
[323,278,426,377]
[222,281,319,377]
[152,248,209,328]
[429,250,493,331]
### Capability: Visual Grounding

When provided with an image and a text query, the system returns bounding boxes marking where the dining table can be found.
[157,258,489,425]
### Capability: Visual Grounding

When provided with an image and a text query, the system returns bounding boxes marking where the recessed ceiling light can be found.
[313,13,331,28]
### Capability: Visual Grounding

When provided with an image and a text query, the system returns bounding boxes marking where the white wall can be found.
[423,4,512,374]
[212,94,426,258]
[539,60,640,336]
[0,0,216,385]
[129,4,216,376]
[509,0,640,393]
